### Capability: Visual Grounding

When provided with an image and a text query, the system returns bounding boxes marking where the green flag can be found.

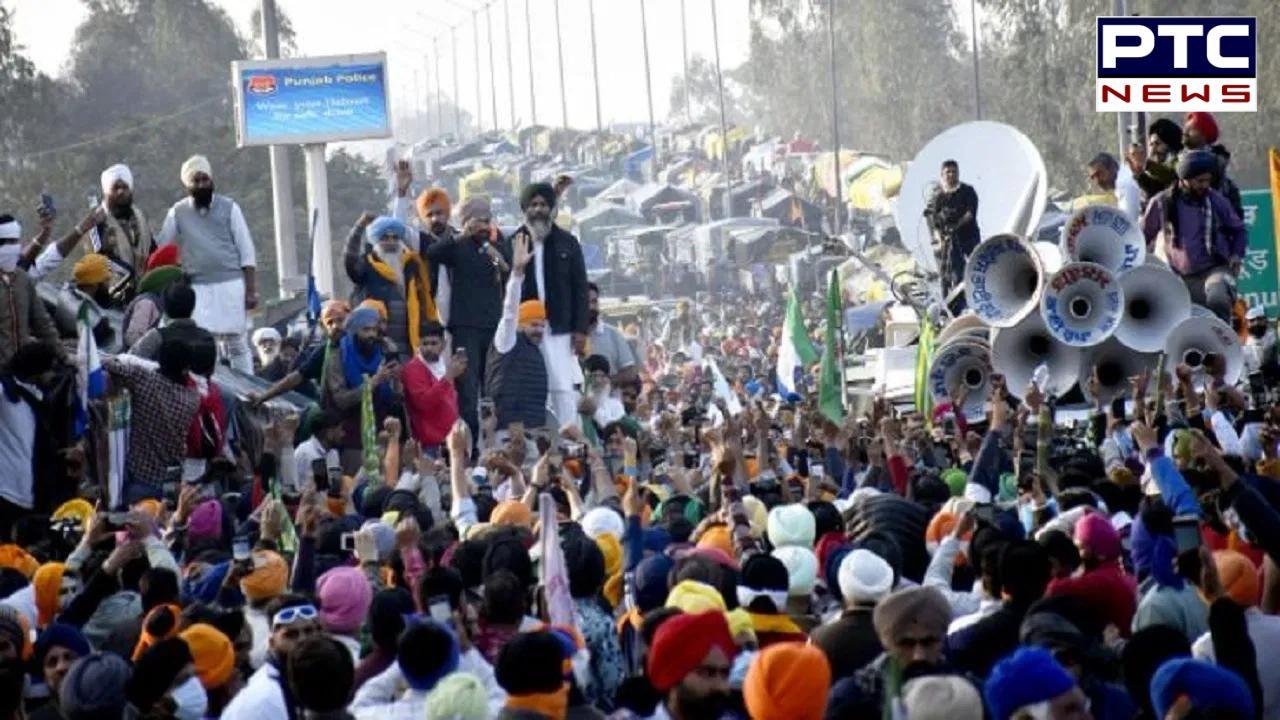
[361,380,381,485]
[818,269,845,422]
[776,289,818,395]
[914,317,935,420]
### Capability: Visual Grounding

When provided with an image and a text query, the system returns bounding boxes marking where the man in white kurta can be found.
[156,155,257,372]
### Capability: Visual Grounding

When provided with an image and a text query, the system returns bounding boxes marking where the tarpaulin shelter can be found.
[575,202,646,247]
[458,168,516,204]
[628,183,700,223]
[595,178,640,206]
[759,188,823,230]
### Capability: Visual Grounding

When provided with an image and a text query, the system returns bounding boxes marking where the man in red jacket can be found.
[401,322,465,454]
[1046,511,1138,637]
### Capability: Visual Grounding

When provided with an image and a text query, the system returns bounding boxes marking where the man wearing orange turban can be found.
[744,642,833,720]
[487,236,550,430]
[32,562,68,628]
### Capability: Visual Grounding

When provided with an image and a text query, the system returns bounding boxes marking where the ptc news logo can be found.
[1096,17,1256,112]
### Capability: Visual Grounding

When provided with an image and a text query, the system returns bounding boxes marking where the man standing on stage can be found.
[924,159,980,298]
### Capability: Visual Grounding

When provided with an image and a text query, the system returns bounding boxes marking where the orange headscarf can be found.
[32,563,66,628]
[132,603,182,660]
[0,544,38,578]
[744,642,832,720]
[240,551,289,603]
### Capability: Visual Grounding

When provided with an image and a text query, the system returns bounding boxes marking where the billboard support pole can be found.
[304,144,334,297]
[260,0,297,297]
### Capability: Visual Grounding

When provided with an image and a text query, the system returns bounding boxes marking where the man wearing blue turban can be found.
[343,212,438,357]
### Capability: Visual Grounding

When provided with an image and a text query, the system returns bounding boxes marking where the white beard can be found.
[528,217,552,240]
[374,245,404,285]
[257,348,280,367]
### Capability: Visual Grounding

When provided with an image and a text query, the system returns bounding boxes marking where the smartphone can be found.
[1172,515,1201,553]
[232,536,251,563]
[39,192,55,216]
[339,532,356,552]
[563,442,585,459]
[811,463,825,480]
[311,457,329,493]
[427,595,452,623]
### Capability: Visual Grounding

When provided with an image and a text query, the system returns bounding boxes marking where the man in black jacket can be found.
[424,196,511,437]
[515,182,588,428]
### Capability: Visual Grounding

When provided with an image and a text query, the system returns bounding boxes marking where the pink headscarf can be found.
[187,500,222,541]
[1075,513,1121,562]
[316,566,373,635]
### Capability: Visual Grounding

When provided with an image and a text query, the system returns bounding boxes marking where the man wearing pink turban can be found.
[316,566,373,660]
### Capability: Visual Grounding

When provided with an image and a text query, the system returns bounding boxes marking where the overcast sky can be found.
[8,0,756,131]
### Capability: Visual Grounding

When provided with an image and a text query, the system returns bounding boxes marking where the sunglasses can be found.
[272,604,318,627]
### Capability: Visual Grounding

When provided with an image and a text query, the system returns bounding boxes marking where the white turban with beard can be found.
[100,164,133,195]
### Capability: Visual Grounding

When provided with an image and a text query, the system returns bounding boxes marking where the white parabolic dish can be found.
[894,121,1049,274]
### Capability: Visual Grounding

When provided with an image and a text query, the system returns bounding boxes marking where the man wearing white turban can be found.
[28,163,155,297]
[157,154,258,372]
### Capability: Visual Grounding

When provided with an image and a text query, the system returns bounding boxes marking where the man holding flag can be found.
[777,288,818,399]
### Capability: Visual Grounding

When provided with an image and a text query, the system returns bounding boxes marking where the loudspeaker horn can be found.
[1114,264,1192,352]
[1060,204,1146,275]
[935,313,987,347]
[964,234,1044,328]
[1033,241,1065,275]
[991,312,1084,399]
[1040,261,1124,347]
[927,340,992,419]
[1078,337,1157,406]
[1164,314,1244,388]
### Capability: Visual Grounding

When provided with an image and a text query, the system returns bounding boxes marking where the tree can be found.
[667,54,746,126]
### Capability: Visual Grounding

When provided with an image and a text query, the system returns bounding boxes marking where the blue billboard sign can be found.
[231,53,391,146]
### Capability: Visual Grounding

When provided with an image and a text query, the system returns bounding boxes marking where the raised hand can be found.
[512,232,532,273]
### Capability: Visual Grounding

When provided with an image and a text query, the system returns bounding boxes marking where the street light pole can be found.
[588,0,603,133]
[485,2,498,131]
[472,10,483,133]
[525,0,537,126]
[970,0,982,120]
[259,0,297,297]
[434,38,443,138]
[503,0,516,128]
[710,0,732,219]
[639,0,658,178]
[827,0,844,234]
[452,26,462,137]
[553,0,568,128]
[680,0,691,125]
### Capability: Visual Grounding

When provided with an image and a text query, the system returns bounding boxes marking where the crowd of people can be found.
[0,108,1274,720]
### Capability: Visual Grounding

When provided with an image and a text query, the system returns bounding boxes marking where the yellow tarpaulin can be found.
[459,168,515,204]
[847,165,904,213]
[811,150,860,197]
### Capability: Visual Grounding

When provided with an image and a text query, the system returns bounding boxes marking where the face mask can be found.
[170,676,208,720]
[0,244,19,272]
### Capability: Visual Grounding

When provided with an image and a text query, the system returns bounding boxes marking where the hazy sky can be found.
[8,0,755,132]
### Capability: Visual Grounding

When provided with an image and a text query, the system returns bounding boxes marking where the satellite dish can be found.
[895,122,1048,273]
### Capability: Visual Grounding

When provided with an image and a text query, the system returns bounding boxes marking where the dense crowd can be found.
[0,109,1273,720]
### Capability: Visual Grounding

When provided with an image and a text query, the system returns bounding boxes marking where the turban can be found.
[61,652,131,718]
[181,623,235,690]
[73,253,111,286]
[316,566,374,635]
[520,182,556,210]
[697,525,735,559]
[903,676,984,720]
[1177,149,1218,181]
[726,607,755,645]
[1213,549,1259,606]
[180,155,212,186]
[873,586,951,646]
[132,603,181,660]
[814,532,847,577]
[1149,118,1183,153]
[595,533,622,579]
[634,554,674,613]
[367,216,409,242]
[100,164,133,195]
[647,610,736,692]
[240,550,288,602]
[252,327,281,346]
[767,503,816,548]
[0,217,20,241]
[344,306,381,335]
[942,468,968,497]
[417,188,453,221]
[1074,512,1121,561]
[361,520,396,561]
[35,623,91,668]
[491,500,532,527]
[187,499,223,541]
[460,196,492,225]
[0,605,29,660]
[1150,657,1254,720]
[321,299,351,324]
[359,298,389,321]
[399,619,460,691]
[666,580,727,614]
[1184,111,1220,145]
[926,511,960,549]
[518,300,547,326]
[0,544,38,577]
[984,647,1077,720]
[132,498,162,522]
[580,507,625,541]
[127,637,191,711]
[772,546,817,597]
[838,548,894,605]
[741,495,768,538]
[32,562,65,628]
[426,672,488,720]
[145,244,180,272]
[743,642,832,720]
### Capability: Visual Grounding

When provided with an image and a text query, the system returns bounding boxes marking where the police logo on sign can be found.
[1096,17,1256,112]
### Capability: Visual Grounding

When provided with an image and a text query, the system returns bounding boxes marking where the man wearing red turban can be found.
[646,611,736,720]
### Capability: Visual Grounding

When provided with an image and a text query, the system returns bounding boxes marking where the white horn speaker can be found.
[1079,337,1156,406]
[1040,261,1124,347]
[1033,241,1064,275]
[935,313,987,347]
[1115,264,1192,352]
[1060,205,1146,275]
[964,234,1043,328]
[991,312,1084,399]
[927,340,992,419]
[1164,314,1244,388]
